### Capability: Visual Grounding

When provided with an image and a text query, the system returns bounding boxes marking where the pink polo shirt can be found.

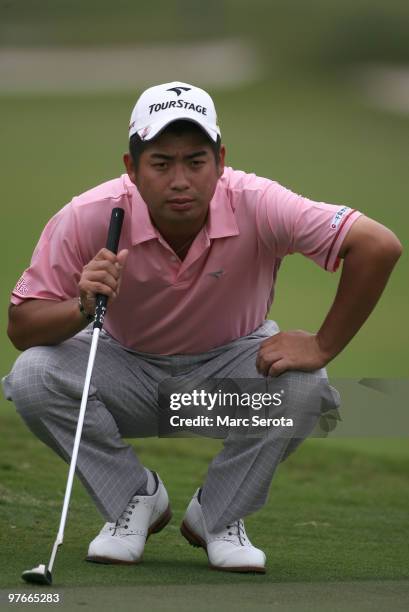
[11,169,361,354]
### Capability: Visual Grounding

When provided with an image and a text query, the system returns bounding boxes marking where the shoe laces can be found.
[109,497,140,533]
[223,519,248,545]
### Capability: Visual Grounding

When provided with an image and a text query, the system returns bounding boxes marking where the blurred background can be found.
[1,0,408,377]
[0,0,408,594]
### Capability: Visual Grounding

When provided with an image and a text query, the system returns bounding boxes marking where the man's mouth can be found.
[167,197,194,210]
[167,197,194,204]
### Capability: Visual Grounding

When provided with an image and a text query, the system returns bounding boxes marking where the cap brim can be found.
[134,117,220,143]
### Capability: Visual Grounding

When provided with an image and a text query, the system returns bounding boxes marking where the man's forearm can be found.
[8,248,127,352]
[316,236,402,362]
[7,299,90,351]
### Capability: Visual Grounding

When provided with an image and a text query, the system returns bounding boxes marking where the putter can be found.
[21,207,125,586]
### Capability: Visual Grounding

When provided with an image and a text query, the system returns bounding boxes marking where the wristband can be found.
[78,297,95,323]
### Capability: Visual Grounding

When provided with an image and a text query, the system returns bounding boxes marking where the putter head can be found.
[22,564,52,585]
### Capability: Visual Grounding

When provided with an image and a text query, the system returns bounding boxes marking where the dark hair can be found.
[129,119,221,168]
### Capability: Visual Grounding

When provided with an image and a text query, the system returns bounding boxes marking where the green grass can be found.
[0,409,408,590]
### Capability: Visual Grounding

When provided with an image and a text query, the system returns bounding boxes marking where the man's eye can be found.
[154,162,167,169]
[191,160,205,167]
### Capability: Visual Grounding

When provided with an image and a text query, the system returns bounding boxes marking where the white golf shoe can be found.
[180,489,266,573]
[86,472,171,564]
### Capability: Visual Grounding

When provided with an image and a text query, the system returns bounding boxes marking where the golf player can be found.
[3,82,402,573]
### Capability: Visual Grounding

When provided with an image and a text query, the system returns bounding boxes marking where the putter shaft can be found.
[47,326,101,573]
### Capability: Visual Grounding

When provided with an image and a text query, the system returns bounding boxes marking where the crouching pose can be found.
[3,82,402,573]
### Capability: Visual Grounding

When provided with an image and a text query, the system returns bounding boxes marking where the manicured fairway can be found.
[0,408,408,608]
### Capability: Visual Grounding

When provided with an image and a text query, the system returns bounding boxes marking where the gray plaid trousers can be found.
[2,320,340,532]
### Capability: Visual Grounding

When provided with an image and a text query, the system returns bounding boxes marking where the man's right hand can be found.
[7,248,129,351]
[79,248,129,317]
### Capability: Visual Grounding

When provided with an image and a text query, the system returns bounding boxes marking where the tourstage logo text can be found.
[148,99,208,116]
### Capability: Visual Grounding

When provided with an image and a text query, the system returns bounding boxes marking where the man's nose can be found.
[170,164,190,190]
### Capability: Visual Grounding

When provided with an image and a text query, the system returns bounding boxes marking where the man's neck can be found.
[165,231,199,260]
[151,212,209,256]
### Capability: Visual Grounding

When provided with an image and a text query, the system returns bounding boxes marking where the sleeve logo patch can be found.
[15,275,29,295]
[330,206,350,230]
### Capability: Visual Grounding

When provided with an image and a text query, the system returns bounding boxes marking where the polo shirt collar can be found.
[123,170,239,247]
[206,171,239,239]
[123,174,159,246]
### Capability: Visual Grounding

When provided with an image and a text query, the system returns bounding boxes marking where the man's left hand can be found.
[256,330,329,377]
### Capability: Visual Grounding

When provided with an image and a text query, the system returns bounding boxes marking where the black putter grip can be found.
[94,207,125,330]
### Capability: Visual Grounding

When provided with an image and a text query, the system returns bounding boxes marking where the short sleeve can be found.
[256,181,362,272]
[11,203,85,305]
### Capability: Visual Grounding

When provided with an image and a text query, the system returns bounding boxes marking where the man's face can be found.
[124,128,225,235]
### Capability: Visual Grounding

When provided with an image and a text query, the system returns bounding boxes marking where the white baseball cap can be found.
[128,81,221,142]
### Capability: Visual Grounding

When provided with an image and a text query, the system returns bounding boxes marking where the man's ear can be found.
[123,152,137,184]
[217,145,226,178]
